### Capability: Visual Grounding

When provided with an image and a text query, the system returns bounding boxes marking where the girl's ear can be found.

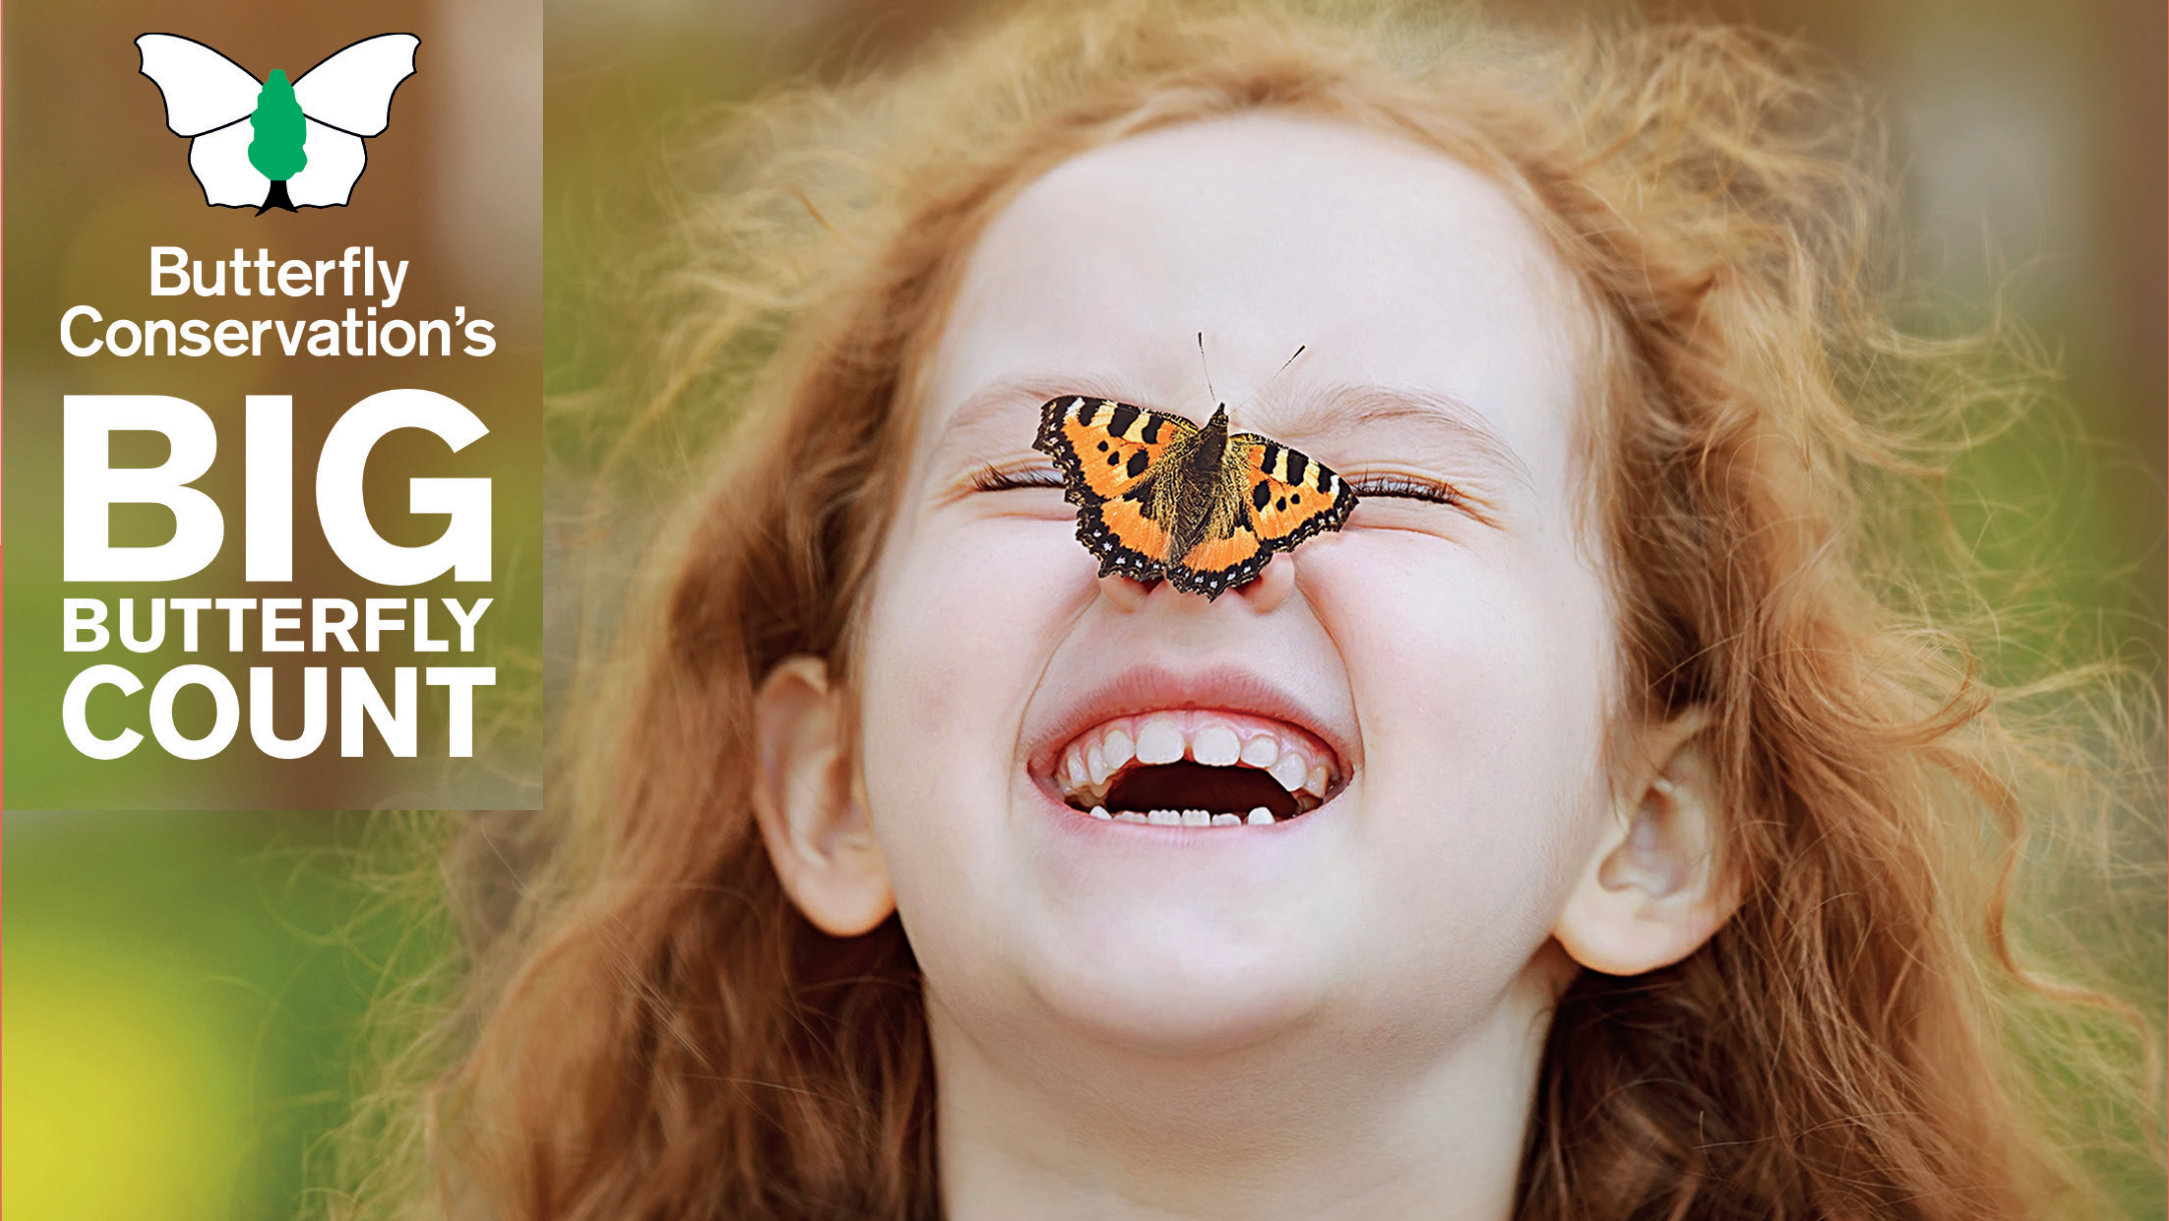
[1553,709,1740,976]
[751,656,897,936]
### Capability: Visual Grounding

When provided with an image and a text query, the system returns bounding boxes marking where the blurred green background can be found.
[10,0,2165,1217]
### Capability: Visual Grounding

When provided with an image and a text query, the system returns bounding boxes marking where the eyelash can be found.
[971,464,1063,492]
[1347,473,1464,507]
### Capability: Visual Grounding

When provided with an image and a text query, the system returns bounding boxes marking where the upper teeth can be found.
[1191,724,1241,766]
[1135,718,1184,765]
[1052,709,1338,816]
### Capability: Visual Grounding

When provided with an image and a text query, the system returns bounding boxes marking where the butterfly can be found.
[136,33,419,213]
[1033,396,1357,600]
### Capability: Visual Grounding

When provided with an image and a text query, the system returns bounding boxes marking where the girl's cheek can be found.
[1298,525,1606,756]
[863,517,1089,727]
[1299,528,1608,932]
[904,516,1089,630]
[857,517,1087,889]
[1295,528,1515,669]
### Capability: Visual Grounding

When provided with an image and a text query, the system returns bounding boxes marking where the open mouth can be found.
[1050,709,1341,828]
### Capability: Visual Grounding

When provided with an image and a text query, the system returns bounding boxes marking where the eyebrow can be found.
[1271,383,1537,495]
[932,372,1152,448]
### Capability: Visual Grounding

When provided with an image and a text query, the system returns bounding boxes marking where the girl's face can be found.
[856,114,1619,1057]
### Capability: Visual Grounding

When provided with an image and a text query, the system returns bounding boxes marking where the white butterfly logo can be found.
[136,33,419,213]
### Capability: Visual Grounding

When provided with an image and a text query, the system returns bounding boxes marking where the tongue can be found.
[1104,761,1300,819]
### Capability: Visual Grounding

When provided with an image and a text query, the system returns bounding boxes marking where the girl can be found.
[352,3,2158,1217]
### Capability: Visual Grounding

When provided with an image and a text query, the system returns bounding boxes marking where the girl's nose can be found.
[1098,553,1296,614]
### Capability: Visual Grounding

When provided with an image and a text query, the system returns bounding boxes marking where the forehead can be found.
[916,112,1591,499]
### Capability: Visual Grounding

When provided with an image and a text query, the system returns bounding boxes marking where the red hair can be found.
[333,4,2160,1218]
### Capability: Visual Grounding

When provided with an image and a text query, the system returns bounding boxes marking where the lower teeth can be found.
[1089,805,1278,826]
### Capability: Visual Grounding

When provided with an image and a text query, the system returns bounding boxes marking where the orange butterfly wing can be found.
[1166,527,1265,598]
[1238,434,1354,549]
[1036,400,1356,598]
[1034,396,1193,579]
[1165,434,1356,599]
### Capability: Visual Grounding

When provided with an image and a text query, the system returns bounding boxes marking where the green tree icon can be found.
[248,69,307,214]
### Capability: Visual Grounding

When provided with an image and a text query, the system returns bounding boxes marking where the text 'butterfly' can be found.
[1032,396,1356,600]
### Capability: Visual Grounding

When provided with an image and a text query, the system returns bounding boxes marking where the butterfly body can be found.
[1034,396,1356,600]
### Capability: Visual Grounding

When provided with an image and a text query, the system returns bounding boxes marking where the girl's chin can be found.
[1012,916,1339,1052]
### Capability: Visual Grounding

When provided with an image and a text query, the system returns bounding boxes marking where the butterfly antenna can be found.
[1234,343,1310,416]
[1197,331,1222,407]
[1266,343,1307,385]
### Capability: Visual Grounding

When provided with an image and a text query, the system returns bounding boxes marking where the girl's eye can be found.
[1348,473,1464,507]
[972,464,1063,493]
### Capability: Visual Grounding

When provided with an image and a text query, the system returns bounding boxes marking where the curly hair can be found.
[332,3,2160,1218]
